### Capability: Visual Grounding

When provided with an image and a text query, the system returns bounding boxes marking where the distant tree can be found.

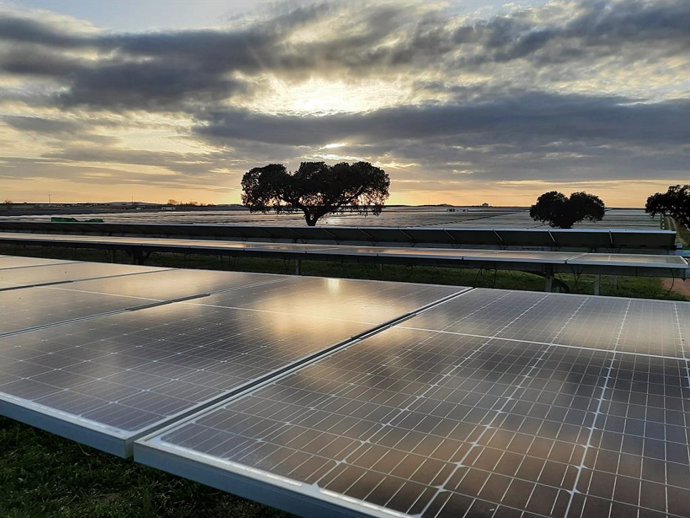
[645,185,690,228]
[529,191,605,229]
[241,161,390,226]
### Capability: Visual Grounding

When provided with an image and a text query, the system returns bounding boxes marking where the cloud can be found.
[197,92,690,147]
[1,0,689,203]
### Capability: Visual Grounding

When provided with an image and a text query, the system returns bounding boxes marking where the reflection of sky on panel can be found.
[190,276,462,326]
[0,256,72,269]
[402,288,690,358]
[0,287,160,335]
[0,262,159,287]
[151,331,616,517]
[50,268,284,301]
[0,278,457,437]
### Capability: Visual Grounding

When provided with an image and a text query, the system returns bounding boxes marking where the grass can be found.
[0,416,290,518]
[663,216,690,247]
[0,243,686,517]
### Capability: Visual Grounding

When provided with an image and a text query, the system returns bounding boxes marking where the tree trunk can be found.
[305,213,318,226]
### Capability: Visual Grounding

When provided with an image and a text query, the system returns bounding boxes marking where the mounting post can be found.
[594,274,601,296]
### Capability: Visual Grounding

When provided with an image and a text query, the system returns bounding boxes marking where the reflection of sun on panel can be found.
[250,281,415,325]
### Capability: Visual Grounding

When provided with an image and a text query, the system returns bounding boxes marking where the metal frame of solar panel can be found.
[0,267,464,457]
[136,288,690,518]
[3,234,686,282]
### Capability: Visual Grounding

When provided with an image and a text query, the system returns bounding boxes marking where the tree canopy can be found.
[645,185,690,228]
[529,191,605,229]
[241,161,390,226]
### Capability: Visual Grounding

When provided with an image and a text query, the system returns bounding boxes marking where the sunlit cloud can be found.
[0,0,689,205]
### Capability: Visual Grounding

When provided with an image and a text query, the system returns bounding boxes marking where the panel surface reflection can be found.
[0,256,72,269]
[403,289,689,358]
[188,276,462,325]
[0,277,462,443]
[53,268,285,301]
[0,262,158,287]
[148,329,630,517]
[147,324,690,517]
[0,287,160,335]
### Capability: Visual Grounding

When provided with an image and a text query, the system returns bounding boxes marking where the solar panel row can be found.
[2,257,690,517]
[137,289,690,518]
[0,259,463,456]
[1,233,686,279]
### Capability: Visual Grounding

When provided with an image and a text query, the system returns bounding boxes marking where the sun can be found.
[247,76,408,116]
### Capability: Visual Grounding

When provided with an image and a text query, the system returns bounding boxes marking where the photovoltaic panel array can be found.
[137,289,690,518]
[0,267,463,456]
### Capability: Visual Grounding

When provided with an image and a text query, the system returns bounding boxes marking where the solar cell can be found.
[0,276,464,456]
[137,290,690,518]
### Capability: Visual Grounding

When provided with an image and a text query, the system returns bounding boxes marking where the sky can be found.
[0,0,688,207]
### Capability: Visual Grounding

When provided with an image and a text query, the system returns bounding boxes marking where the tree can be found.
[529,191,605,228]
[645,185,690,228]
[241,161,390,226]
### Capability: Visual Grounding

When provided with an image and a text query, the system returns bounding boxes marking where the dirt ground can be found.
[662,278,690,300]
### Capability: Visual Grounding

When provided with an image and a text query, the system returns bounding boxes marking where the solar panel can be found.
[187,276,462,325]
[0,276,464,456]
[50,268,287,301]
[0,287,162,336]
[136,290,690,518]
[0,261,163,288]
[0,256,73,269]
[403,289,689,358]
[0,268,293,335]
